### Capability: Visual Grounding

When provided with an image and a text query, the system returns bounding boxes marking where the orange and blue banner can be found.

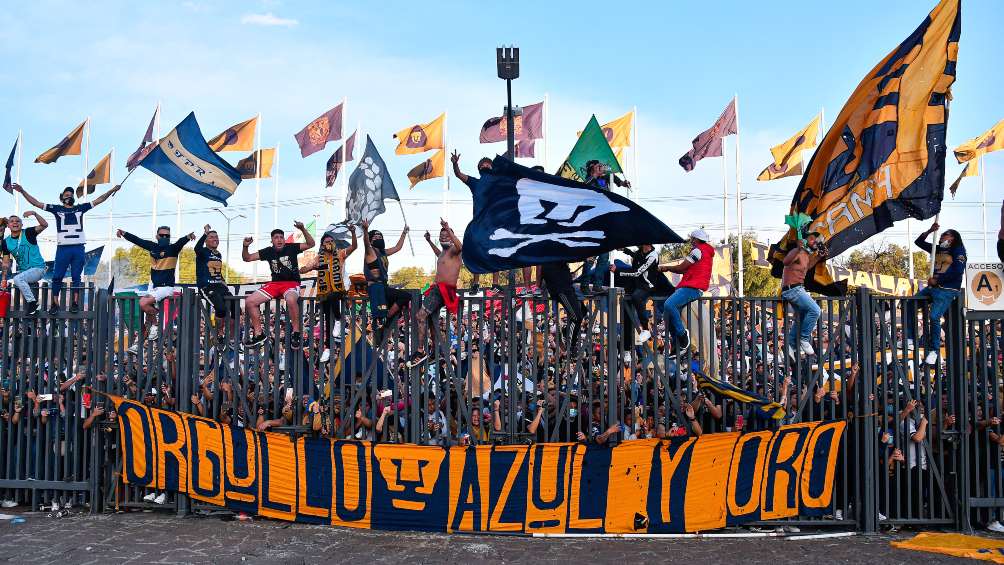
[112,396,845,534]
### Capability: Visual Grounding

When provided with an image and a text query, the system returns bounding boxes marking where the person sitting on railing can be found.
[1,211,48,316]
[659,229,714,355]
[410,219,463,369]
[611,243,660,344]
[299,227,357,348]
[360,219,410,343]
[117,225,195,354]
[194,224,238,343]
[903,222,967,365]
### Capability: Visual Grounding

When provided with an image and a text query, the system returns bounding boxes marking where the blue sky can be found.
[0,0,1000,276]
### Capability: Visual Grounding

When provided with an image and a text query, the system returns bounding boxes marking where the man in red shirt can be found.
[241,221,315,348]
[660,229,714,351]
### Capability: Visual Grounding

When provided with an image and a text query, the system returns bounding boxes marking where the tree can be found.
[725,233,780,298]
[838,242,930,279]
[389,266,432,289]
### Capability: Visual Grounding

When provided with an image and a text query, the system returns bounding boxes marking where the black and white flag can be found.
[462,157,683,274]
[346,135,399,224]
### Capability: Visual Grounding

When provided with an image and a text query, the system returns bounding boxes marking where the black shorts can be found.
[386,287,412,310]
[422,287,446,316]
[200,284,236,319]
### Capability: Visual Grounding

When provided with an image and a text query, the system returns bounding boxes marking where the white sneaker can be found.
[331,321,342,338]
[319,349,330,364]
[878,512,887,521]
[785,525,801,533]
[153,492,167,505]
[0,500,16,508]
[147,325,160,342]
[636,330,651,345]
[988,520,1004,533]
[128,342,140,355]
[924,350,938,365]
[799,340,814,356]
[63,501,72,509]
[142,492,157,502]
[897,339,915,351]
[787,345,796,361]
[835,509,843,521]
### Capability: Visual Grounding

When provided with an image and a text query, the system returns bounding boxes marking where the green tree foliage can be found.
[389,266,433,289]
[101,246,243,287]
[838,242,930,279]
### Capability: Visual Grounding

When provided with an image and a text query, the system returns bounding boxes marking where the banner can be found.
[966,262,1004,311]
[112,395,845,534]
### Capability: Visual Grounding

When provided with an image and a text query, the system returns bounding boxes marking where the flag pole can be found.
[632,105,638,199]
[253,112,262,281]
[273,142,280,241]
[396,200,415,256]
[929,213,940,279]
[83,117,90,199]
[981,153,988,259]
[106,148,116,286]
[543,93,550,172]
[443,111,449,222]
[151,102,161,234]
[14,129,22,214]
[721,137,729,247]
[734,95,744,297]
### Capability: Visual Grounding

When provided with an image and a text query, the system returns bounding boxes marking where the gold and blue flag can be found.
[139,112,243,205]
[695,372,786,421]
[769,0,960,296]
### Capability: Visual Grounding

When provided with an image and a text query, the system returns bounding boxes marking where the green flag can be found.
[556,115,622,182]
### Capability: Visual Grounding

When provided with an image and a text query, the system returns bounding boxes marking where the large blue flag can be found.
[139,112,242,205]
[44,246,103,279]
[462,157,683,274]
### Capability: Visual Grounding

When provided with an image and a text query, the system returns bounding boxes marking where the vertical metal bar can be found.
[856,287,877,533]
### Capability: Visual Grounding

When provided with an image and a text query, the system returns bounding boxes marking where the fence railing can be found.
[0,281,999,533]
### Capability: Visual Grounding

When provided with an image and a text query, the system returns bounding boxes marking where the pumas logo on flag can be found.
[463,157,682,274]
[406,126,428,148]
[488,179,629,258]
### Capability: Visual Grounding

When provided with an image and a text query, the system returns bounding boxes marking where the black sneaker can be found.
[290,331,302,349]
[47,303,59,316]
[676,329,691,351]
[69,302,79,313]
[243,333,267,348]
[25,301,39,316]
[406,351,428,369]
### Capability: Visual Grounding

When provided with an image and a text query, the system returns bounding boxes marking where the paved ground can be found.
[0,509,981,564]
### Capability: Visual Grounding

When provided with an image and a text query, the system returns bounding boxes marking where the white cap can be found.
[689,229,710,242]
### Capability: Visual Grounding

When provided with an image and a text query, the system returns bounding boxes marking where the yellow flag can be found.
[393,113,445,155]
[208,116,258,152]
[76,151,112,196]
[577,111,634,148]
[756,114,821,181]
[953,118,1004,163]
[407,149,445,188]
[35,120,86,164]
[236,148,275,179]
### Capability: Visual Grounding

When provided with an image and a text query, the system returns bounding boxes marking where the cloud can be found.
[241,12,297,27]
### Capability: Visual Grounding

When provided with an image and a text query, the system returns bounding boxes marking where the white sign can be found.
[966,262,1004,311]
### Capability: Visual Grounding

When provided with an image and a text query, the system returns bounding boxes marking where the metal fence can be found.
[0,280,1000,533]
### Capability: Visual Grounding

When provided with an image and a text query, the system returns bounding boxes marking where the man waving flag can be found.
[462,157,682,274]
[768,0,961,295]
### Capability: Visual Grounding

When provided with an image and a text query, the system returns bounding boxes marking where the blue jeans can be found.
[662,287,702,340]
[904,286,958,351]
[782,285,820,343]
[11,267,45,303]
[51,244,86,298]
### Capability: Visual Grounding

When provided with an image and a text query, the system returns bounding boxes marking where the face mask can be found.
[62,195,74,206]
[158,236,171,246]
[568,408,578,418]
[372,238,385,252]
[440,240,452,249]
[478,166,491,174]
[938,240,950,249]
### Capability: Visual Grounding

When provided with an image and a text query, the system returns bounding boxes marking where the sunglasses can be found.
[157,233,170,238]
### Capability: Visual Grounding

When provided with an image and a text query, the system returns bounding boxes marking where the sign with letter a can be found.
[966,263,1004,311]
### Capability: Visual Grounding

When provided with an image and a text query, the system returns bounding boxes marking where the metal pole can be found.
[14,129,21,214]
[981,153,988,259]
[632,106,638,198]
[721,137,729,245]
[543,93,550,172]
[734,95,744,297]
[253,112,262,281]
[151,102,161,234]
[83,118,90,198]
[906,218,914,279]
[505,80,515,158]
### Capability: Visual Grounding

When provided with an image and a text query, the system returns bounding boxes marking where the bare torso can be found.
[436,247,462,285]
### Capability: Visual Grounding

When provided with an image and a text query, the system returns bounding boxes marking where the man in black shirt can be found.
[451,151,494,289]
[538,262,584,351]
[195,224,236,338]
[241,222,314,348]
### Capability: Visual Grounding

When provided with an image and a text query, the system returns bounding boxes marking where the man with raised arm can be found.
[360,219,410,338]
[12,182,120,313]
[241,221,314,349]
[195,224,237,341]
[409,219,462,367]
[1,211,49,315]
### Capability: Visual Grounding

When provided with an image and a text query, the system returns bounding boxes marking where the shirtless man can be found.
[409,219,463,367]
[780,230,827,359]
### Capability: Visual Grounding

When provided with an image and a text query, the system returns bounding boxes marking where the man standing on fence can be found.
[409,219,462,368]
[117,226,195,351]
[904,222,966,365]
[242,222,314,349]
[611,243,660,343]
[779,230,827,359]
[12,183,120,313]
[660,229,714,353]
[298,227,357,342]
[1,212,49,315]
[195,224,237,342]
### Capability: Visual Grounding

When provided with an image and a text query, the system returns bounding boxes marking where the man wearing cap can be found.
[12,182,120,313]
[660,229,714,352]
[611,242,661,343]
[780,230,827,358]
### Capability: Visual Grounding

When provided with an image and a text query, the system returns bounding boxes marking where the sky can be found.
[0,0,1001,280]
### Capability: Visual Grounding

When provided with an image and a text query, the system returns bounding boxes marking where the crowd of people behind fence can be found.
[0,159,1002,530]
